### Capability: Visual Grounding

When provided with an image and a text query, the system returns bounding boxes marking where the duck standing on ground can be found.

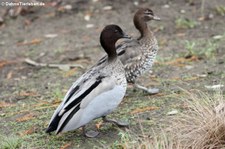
[120,8,160,94]
[46,25,130,137]
[99,8,160,94]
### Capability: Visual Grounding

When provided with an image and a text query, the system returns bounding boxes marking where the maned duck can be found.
[46,25,130,137]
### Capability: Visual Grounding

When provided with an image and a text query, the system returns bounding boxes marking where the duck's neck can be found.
[100,40,117,62]
[134,18,153,40]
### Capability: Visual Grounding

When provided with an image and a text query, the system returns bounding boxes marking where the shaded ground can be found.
[0,0,225,148]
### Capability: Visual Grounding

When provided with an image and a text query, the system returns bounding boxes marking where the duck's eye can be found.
[114,30,119,33]
[145,10,153,15]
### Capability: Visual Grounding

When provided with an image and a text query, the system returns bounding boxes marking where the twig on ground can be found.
[24,58,84,71]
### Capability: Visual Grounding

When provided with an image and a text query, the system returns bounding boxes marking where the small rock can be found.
[205,84,224,90]
[163,4,170,8]
[213,35,223,40]
[208,13,214,19]
[21,76,27,80]
[84,14,91,21]
[133,1,139,6]
[180,9,186,14]
[103,6,112,10]
[196,74,207,78]
[39,52,45,57]
[64,5,72,10]
[86,24,94,28]
[167,110,178,115]
[44,34,58,38]
[185,65,193,70]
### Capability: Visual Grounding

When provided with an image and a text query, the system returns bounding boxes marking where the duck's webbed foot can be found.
[102,116,129,127]
[82,126,99,138]
[134,83,159,95]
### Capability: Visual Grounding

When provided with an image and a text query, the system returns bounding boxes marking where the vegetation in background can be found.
[175,18,197,29]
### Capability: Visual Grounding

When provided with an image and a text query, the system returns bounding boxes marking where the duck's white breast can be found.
[59,84,126,132]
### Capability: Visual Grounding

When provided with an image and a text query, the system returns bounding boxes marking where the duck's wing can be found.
[116,39,141,65]
[93,39,141,67]
[46,69,123,134]
[56,75,126,133]
[46,69,103,132]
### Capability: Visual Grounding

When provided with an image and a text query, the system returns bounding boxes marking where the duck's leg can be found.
[102,116,129,127]
[82,126,99,138]
[134,83,159,95]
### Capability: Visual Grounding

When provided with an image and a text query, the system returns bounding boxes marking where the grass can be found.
[183,39,218,59]
[175,18,197,29]
[128,90,225,149]
[85,90,225,149]
[0,135,22,149]
[215,5,225,16]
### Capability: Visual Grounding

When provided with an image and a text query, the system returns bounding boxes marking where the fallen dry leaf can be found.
[95,121,103,129]
[0,60,16,68]
[60,142,72,149]
[24,19,32,26]
[6,71,13,79]
[163,56,199,66]
[0,101,15,108]
[176,33,186,37]
[20,126,36,136]
[19,91,37,97]
[184,76,199,81]
[52,99,62,104]
[16,113,35,122]
[131,106,159,114]
[152,93,166,97]
[17,38,42,46]
[63,68,77,77]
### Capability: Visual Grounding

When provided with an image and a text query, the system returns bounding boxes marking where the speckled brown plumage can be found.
[116,8,160,84]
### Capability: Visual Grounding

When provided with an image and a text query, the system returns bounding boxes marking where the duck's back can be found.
[116,35,158,83]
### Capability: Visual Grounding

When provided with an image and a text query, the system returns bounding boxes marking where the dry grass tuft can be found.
[168,90,225,149]
[135,90,225,149]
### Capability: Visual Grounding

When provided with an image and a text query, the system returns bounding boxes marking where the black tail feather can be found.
[45,114,61,133]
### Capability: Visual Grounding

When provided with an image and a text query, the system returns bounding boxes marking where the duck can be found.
[45,25,130,137]
[97,8,160,94]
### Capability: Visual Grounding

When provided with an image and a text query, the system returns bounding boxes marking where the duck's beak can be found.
[122,32,132,39]
[152,15,161,21]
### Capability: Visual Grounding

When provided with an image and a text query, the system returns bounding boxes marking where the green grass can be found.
[184,40,216,58]
[215,5,225,16]
[175,18,197,29]
[0,135,22,149]
[183,38,219,59]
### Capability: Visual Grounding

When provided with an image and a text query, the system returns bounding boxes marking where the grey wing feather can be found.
[116,38,142,65]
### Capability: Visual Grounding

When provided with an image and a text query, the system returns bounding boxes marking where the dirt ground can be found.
[0,0,225,148]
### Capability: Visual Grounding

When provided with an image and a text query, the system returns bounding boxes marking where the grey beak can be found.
[152,15,161,21]
[122,32,132,39]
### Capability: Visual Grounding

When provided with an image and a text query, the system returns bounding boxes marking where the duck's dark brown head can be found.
[100,25,130,61]
[133,8,160,37]
[134,8,160,23]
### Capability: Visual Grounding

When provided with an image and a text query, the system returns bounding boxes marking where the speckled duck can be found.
[99,8,160,94]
